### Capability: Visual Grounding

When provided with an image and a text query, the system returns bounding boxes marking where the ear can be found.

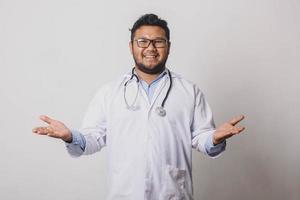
[129,41,133,55]
[167,41,171,54]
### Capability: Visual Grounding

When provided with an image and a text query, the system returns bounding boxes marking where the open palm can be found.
[213,115,245,145]
[32,115,72,142]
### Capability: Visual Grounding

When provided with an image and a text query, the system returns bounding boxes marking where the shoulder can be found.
[169,70,203,96]
[92,72,131,98]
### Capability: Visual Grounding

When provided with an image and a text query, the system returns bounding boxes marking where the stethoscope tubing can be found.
[124,67,172,116]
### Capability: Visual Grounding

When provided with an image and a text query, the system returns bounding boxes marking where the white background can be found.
[0,0,299,199]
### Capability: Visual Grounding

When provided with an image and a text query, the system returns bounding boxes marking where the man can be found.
[33,14,245,200]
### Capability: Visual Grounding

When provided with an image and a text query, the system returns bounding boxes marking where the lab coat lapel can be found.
[149,75,169,111]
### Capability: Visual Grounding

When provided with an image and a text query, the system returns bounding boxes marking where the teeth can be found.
[144,55,157,58]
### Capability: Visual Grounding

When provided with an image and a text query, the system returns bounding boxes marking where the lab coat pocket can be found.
[159,165,187,200]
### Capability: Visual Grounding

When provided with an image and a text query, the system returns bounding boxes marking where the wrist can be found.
[213,134,223,146]
[62,130,73,143]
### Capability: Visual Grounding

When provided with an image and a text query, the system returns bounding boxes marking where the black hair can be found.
[130,14,170,41]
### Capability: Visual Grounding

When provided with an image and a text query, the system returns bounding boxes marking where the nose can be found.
[146,41,157,51]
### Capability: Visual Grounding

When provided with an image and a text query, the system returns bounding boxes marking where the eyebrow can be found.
[136,37,167,40]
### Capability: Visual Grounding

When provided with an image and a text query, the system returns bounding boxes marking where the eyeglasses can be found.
[134,38,168,48]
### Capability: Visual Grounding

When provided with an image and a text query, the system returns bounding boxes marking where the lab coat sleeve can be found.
[191,87,225,157]
[81,86,109,155]
[65,85,109,157]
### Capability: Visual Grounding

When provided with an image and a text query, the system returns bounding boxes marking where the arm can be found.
[32,115,86,157]
[190,87,245,157]
[191,88,218,155]
[33,87,108,157]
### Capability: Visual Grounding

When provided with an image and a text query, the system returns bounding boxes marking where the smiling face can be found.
[130,25,170,74]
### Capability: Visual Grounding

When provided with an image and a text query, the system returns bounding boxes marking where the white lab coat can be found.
[69,69,221,200]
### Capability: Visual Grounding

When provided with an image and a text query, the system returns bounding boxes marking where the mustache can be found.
[133,57,167,75]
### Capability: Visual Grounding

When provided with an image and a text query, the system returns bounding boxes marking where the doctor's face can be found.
[130,25,170,74]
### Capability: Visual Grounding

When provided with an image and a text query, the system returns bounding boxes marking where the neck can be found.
[135,67,163,84]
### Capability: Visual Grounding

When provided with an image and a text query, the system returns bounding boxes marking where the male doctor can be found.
[33,14,245,200]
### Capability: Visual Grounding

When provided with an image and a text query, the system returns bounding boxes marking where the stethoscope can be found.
[123,67,172,117]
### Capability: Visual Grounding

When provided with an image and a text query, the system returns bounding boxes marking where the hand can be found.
[213,115,245,145]
[32,115,72,143]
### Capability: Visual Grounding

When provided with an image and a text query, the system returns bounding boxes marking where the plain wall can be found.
[0,0,299,199]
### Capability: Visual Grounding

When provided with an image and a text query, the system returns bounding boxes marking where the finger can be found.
[230,126,245,135]
[32,127,44,133]
[229,115,245,126]
[39,115,54,125]
[238,126,246,133]
[32,127,50,135]
[230,127,240,134]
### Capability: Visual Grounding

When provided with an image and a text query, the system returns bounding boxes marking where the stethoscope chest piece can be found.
[155,106,166,117]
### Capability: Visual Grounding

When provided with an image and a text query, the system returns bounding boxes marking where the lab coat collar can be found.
[123,67,174,110]
[124,67,176,80]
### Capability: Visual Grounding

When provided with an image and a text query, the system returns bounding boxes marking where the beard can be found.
[133,56,168,75]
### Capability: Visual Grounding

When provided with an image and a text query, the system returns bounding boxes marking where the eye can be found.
[155,40,165,44]
[138,39,148,44]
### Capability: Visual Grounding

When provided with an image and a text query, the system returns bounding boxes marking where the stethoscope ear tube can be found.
[125,68,139,86]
